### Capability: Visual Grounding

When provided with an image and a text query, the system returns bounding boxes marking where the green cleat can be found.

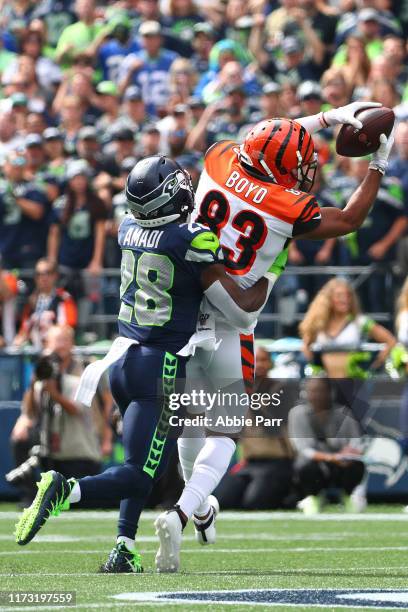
[100,542,143,573]
[14,471,74,546]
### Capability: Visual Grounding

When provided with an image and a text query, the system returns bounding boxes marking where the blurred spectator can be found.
[191,22,216,74]
[30,0,76,49]
[288,376,365,514]
[0,260,18,346]
[119,20,179,117]
[2,30,61,92]
[0,110,24,163]
[299,278,396,377]
[175,152,201,188]
[108,125,138,163]
[116,85,148,133]
[14,258,77,349]
[195,38,254,101]
[336,33,371,91]
[320,67,351,108]
[395,279,408,453]
[25,111,47,135]
[98,15,140,83]
[341,157,407,312]
[47,159,107,299]
[260,35,323,85]
[396,276,408,346]
[53,68,100,124]
[56,94,85,155]
[382,35,408,95]
[335,5,402,48]
[187,83,252,151]
[250,81,282,122]
[1,0,36,42]
[94,80,121,133]
[216,347,295,510]
[0,33,17,79]
[0,149,50,269]
[169,58,196,105]
[289,168,337,300]
[10,93,29,132]
[55,0,107,68]
[10,324,103,506]
[23,133,46,179]
[390,122,408,276]
[369,77,400,109]
[163,0,203,46]
[42,127,67,188]
[137,123,162,157]
[297,80,323,119]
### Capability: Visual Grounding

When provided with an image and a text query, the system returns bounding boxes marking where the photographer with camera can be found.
[10,325,102,505]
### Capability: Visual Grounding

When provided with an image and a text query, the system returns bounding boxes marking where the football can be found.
[335,106,395,157]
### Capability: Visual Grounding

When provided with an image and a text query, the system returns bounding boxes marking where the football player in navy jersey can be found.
[15,156,273,573]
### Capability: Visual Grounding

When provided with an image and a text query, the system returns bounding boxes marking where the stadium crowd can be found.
[0,0,408,513]
[0,0,406,344]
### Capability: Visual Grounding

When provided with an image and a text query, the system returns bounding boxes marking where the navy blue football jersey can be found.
[117,215,223,352]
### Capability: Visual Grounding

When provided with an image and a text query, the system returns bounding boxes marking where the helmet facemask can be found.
[292,151,318,193]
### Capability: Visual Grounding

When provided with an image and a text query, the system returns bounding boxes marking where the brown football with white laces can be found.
[336,106,395,157]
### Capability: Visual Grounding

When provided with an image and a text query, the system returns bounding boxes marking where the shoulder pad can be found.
[185,228,223,264]
[204,140,236,161]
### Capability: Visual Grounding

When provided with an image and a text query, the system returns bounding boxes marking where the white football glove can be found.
[369,128,395,175]
[321,101,381,130]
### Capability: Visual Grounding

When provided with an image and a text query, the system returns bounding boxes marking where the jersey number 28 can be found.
[196,190,267,275]
[119,250,173,327]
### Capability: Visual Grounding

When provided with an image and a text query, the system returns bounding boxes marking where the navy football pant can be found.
[78,344,186,539]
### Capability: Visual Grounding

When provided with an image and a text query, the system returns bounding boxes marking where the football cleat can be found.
[154,508,184,573]
[297,495,322,516]
[15,471,73,545]
[344,492,367,514]
[100,542,143,573]
[193,495,219,546]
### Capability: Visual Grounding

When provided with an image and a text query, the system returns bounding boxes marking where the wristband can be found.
[368,161,386,175]
[319,111,329,128]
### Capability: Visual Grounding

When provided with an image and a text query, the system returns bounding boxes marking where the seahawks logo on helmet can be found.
[125,156,195,228]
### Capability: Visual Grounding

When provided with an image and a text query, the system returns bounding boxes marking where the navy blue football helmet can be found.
[125,155,195,227]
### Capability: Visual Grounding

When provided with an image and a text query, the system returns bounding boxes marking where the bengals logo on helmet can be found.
[238,118,318,193]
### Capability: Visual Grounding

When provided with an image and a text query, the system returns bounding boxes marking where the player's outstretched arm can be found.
[297,132,394,240]
[296,101,381,134]
[200,264,272,329]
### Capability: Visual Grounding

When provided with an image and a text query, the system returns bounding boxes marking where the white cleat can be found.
[154,510,183,573]
[193,495,219,546]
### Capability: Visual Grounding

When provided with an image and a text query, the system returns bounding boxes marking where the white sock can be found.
[116,535,135,551]
[178,436,235,519]
[68,481,81,503]
[177,430,209,516]
[178,429,206,482]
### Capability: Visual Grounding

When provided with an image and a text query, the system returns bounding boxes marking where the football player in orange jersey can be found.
[155,101,395,572]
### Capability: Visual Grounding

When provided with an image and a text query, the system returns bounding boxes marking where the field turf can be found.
[1,504,408,611]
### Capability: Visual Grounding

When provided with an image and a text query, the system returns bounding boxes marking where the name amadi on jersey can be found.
[117,214,223,354]
[194,141,322,289]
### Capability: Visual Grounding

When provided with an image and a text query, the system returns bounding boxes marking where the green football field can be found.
[1,503,408,611]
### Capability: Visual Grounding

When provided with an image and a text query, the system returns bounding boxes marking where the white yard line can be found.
[1,510,408,521]
[0,566,407,577]
[0,602,168,612]
[2,546,408,556]
[0,533,354,543]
